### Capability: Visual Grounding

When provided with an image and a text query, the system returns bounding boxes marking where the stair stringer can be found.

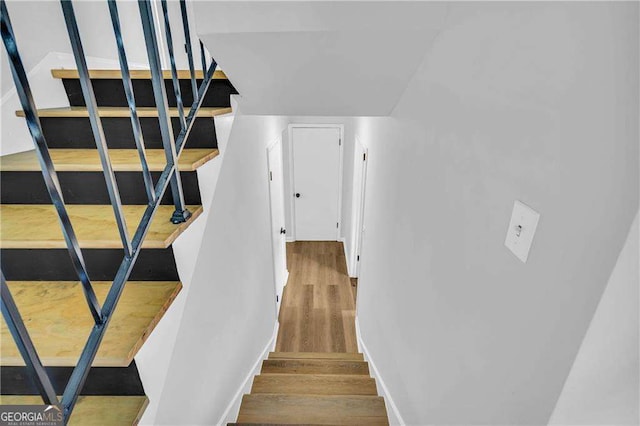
[134,106,237,426]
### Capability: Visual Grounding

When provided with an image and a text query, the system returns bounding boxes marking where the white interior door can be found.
[292,127,342,240]
[267,140,287,313]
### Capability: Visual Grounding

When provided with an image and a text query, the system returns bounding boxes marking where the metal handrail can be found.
[0,0,218,422]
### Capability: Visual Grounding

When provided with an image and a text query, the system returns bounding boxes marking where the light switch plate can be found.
[505,200,540,263]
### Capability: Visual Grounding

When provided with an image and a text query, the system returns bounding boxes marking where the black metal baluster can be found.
[3,0,218,420]
[107,0,155,204]
[61,0,133,257]
[160,0,186,131]
[1,273,59,406]
[176,60,216,154]
[200,39,207,75]
[139,0,190,224]
[1,0,102,324]
[179,0,198,102]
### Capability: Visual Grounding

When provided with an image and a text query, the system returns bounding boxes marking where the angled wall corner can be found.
[548,213,639,425]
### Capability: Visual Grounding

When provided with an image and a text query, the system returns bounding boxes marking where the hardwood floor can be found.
[276,241,358,353]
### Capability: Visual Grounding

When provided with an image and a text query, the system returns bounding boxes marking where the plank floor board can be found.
[252,374,377,395]
[0,149,218,172]
[0,395,148,426]
[0,281,181,366]
[16,106,232,118]
[276,242,357,353]
[237,394,388,425]
[0,204,202,249]
[51,68,228,80]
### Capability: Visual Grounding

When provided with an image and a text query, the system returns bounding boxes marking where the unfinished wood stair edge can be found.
[0,204,204,250]
[0,281,183,367]
[51,68,228,80]
[16,106,232,118]
[159,206,203,248]
[124,281,182,366]
[0,149,219,173]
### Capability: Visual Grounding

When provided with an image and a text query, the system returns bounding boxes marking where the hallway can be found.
[275,241,358,353]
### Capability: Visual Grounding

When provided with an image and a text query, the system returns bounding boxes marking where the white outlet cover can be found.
[505,200,540,263]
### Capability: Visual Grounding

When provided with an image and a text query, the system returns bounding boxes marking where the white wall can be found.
[136,110,236,426]
[354,2,638,425]
[1,0,205,155]
[194,2,447,116]
[151,110,289,425]
[1,0,205,96]
[1,1,149,96]
[548,213,639,425]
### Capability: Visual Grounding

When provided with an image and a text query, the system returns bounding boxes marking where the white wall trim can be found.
[351,137,368,279]
[216,321,279,426]
[287,123,345,242]
[339,236,353,277]
[267,137,287,315]
[355,316,405,426]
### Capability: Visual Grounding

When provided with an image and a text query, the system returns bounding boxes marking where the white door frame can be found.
[267,138,288,314]
[352,137,368,277]
[288,124,345,241]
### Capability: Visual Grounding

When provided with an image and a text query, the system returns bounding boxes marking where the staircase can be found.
[0,67,236,424]
[232,352,389,425]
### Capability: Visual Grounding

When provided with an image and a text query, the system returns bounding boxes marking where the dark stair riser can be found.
[1,362,145,396]
[1,248,179,281]
[1,171,201,205]
[40,116,217,149]
[62,78,237,108]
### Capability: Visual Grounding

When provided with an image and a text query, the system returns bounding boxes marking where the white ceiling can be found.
[193,1,449,116]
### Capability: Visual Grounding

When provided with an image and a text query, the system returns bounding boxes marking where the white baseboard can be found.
[339,237,356,278]
[216,321,279,425]
[355,317,405,426]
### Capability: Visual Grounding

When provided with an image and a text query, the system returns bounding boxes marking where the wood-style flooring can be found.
[276,241,358,353]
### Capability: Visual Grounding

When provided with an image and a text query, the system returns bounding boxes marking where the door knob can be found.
[295,193,301,198]
[280,227,286,234]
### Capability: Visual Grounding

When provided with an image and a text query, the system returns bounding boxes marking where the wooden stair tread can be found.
[0,395,148,426]
[268,352,364,361]
[0,281,181,367]
[237,394,388,425]
[0,148,219,172]
[0,204,202,249]
[261,359,369,376]
[16,106,232,118]
[51,68,228,80]
[252,374,377,395]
